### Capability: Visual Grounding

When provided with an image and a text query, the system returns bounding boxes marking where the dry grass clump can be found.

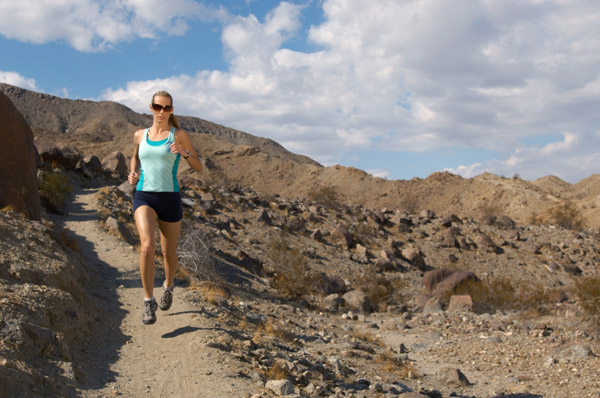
[353,271,407,312]
[178,222,221,283]
[376,350,420,379]
[252,320,294,344]
[351,222,376,247]
[307,185,339,209]
[399,191,419,214]
[478,199,503,223]
[188,280,230,305]
[450,277,564,314]
[263,361,290,381]
[267,234,319,299]
[550,200,586,230]
[38,171,72,213]
[351,330,385,347]
[573,276,600,327]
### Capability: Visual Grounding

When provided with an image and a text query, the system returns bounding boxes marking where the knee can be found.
[162,248,178,260]
[139,242,155,258]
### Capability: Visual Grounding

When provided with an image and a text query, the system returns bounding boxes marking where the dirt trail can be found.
[54,187,258,398]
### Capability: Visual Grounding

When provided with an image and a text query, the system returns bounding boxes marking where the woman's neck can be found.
[150,122,171,134]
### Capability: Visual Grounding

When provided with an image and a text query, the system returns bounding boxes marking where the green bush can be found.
[38,171,72,213]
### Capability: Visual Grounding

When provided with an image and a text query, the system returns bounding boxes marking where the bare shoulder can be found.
[133,128,145,144]
[174,128,191,141]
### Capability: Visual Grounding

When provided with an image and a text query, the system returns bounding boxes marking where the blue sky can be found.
[1,0,600,183]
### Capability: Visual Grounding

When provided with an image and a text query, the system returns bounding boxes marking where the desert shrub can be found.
[264,362,290,381]
[178,222,221,283]
[267,234,319,298]
[478,199,502,222]
[400,192,419,214]
[376,350,420,379]
[550,200,586,230]
[307,185,339,209]
[188,281,230,305]
[351,222,376,247]
[573,277,600,327]
[450,277,563,314]
[253,320,294,343]
[353,271,407,312]
[38,171,72,213]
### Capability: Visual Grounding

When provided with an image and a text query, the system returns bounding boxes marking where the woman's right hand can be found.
[128,172,139,185]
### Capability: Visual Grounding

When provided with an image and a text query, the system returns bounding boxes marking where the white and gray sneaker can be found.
[142,298,158,325]
[159,285,174,311]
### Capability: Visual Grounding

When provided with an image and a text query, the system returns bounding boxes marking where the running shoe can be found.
[159,285,174,311]
[142,298,158,325]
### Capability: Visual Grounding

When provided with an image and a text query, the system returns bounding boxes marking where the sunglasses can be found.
[151,103,173,112]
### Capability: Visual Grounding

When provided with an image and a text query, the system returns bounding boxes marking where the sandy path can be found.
[53,187,258,398]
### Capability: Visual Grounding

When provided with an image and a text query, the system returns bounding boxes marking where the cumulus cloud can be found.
[100,0,600,180]
[0,0,222,51]
[0,71,38,91]
[446,132,600,182]
[12,0,599,181]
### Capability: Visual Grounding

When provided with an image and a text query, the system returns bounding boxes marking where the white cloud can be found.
[0,71,38,90]
[94,0,600,181]
[0,0,220,51]
[446,132,600,182]
[367,169,391,179]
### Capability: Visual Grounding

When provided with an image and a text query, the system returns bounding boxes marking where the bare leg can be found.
[158,219,182,288]
[134,206,158,299]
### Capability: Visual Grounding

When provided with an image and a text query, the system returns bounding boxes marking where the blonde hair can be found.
[152,90,180,128]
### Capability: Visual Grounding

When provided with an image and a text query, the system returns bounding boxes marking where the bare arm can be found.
[128,129,144,185]
[172,129,203,173]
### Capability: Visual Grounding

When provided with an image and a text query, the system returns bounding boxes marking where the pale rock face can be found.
[0,91,41,220]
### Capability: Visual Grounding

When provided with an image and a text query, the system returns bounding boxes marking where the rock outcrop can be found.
[0,91,41,220]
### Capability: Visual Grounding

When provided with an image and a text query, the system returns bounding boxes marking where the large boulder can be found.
[0,91,41,220]
[101,151,128,177]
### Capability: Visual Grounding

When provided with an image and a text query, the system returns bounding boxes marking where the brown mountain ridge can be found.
[1,82,599,229]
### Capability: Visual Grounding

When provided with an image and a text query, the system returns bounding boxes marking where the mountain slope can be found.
[2,83,599,228]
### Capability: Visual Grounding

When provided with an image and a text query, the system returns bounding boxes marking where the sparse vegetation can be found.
[573,276,600,327]
[253,320,294,344]
[448,277,564,314]
[400,191,419,214]
[38,170,72,213]
[550,200,586,230]
[178,222,221,283]
[478,199,502,223]
[353,271,407,312]
[308,185,339,209]
[376,350,420,379]
[267,234,319,299]
[351,221,376,247]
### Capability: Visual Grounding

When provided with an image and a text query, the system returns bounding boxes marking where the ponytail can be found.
[151,90,180,128]
[168,114,180,129]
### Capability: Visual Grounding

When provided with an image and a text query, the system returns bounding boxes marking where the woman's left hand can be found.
[170,142,186,155]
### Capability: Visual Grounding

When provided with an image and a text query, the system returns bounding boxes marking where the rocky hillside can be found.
[2,83,600,229]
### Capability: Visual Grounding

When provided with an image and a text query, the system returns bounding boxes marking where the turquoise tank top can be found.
[136,128,180,192]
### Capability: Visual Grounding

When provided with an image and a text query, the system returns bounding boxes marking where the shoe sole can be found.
[142,317,156,325]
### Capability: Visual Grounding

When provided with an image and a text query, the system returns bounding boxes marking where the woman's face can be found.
[150,95,173,123]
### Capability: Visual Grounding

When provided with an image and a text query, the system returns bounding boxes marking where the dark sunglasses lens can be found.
[152,104,172,111]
